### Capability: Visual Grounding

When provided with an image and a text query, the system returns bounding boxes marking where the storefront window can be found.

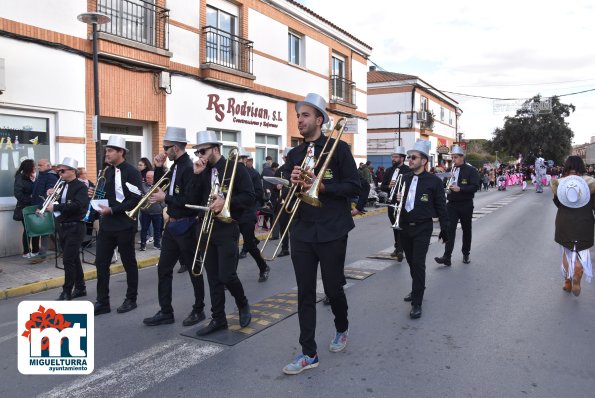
[0,114,50,198]
[255,133,279,172]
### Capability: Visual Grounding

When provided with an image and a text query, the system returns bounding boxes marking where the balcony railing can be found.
[97,0,169,50]
[331,75,356,105]
[203,26,253,75]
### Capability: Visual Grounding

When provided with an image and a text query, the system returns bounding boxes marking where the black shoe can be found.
[72,289,87,299]
[258,265,270,282]
[139,245,146,251]
[117,299,137,314]
[94,302,111,316]
[58,291,72,301]
[410,304,422,319]
[154,244,161,250]
[322,295,331,305]
[390,249,399,257]
[278,249,290,257]
[143,310,174,326]
[238,304,252,328]
[182,309,206,326]
[396,251,404,262]
[434,256,452,266]
[239,250,247,259]
[196,318,228,336]
[403,292,413,302]
[178,264,187,273]
[463,254,471,264]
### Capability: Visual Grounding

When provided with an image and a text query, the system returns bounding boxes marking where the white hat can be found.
[105,135,127,152]
[282,147,293,157]
[392,145,407,156]
[295,93,329,124]
[57,157,78,170]
[557,175,590,208]
[451,145,465,156]
[407,139,431,159]
[163,126,188,143]
[238,148,251,158]
[193,130,221,148]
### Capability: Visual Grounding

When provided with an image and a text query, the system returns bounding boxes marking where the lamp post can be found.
[495,151,499,163]
[78,12,110,175]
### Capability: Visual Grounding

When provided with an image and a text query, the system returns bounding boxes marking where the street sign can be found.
[92,115,98,142]
[344,118,358,134]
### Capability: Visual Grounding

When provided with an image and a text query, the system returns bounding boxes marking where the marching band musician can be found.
[92,136,143,316]
[192,131,253,336]
[434,145,480,266]
[237,149,271,282]
[397,140,449,319]
[380,145,411,260]
[282,93,360,375]
[42,157,90,301]
[143,127,206,327]
[270,147,293,257]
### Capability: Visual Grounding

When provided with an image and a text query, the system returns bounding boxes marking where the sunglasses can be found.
[163,144,175,151]
[407,155,420,160]
[194,146,214,156]
[57,169,70,174]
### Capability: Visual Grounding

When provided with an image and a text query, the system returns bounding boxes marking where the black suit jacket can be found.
[99,161,142,231]
[53,179,90,223]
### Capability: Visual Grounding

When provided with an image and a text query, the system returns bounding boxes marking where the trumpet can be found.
[260,118,347,260]
[445,166,459,195]
[391,174,407,230]
[125,172,171,221]
[388,168,401,202]
[38,177,65,215]
[190,147,238,276]
[83,166,108,222]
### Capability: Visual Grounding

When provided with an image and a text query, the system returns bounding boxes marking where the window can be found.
[207,128,239,157]
[290,137,303,147]
[98,0,169,49]
[440,107,445,122]
[288,32,302,65]
[206,5,238,67]
[331,55,345,100]
[0,113,51,198]
[421,96,428,111]
[255,133,280,172]
[449,111,453,125]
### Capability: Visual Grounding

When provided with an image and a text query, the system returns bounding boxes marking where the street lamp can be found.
[78,12,111,175]
[495,151,499,163]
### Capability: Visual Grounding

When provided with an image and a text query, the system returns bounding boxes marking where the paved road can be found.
[1,185,594,397]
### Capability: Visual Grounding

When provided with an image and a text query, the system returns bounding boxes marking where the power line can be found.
[441,87,595,100]
[457,78,595,88]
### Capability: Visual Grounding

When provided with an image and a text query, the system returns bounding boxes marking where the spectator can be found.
[14,159,39,258]
[262,155,273,171]
[31,159,59,257]
[137,157,153,183]
[358,161,372,185]
[139,171,163,251]
[375,166,385,186]
[77,167,95,188]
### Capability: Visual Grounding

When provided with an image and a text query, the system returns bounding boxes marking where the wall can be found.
[3,0,86,38]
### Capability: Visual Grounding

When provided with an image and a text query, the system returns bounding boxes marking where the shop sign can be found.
[437,145,450,154]
[206,93,284,128]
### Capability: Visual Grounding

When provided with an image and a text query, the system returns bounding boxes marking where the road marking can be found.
[346,259,394,271]
[0,333,16,345]
[42,339,223,398]
[0,320,17,329]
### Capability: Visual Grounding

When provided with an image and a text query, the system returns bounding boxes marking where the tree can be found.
[491,95,575,165]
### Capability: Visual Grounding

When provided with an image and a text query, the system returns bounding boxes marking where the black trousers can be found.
[157,222,205,314]
[204,222,248,322]
[290,235,349,357]
[272,203,290,251]
[387,207,403,252]
[96,227,138,305]
[239,221,267,272]
[444,202,473,257]
[58,222,86,293]
[400,221,433,306]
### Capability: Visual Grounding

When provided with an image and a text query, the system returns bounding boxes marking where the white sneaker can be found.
[22,253,30,259]
[147,237,154,243]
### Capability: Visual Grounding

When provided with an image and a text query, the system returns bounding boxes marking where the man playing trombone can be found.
[40,157,90,301]
[434,144,480,266]
[380,145,411,261]
[143,127,206,327]
[282,93,360,375]
[191,131,253,336]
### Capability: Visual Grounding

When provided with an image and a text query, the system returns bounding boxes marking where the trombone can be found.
[260,118,347,260]
[188,147,239,276]
[38,177,65,215]
[125,171,171,220]
[387,168,400,203]
[390,174,406,230]
[83,166,108,222]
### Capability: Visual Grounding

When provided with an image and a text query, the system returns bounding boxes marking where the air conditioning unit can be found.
[159,71,171,90]
[417,111,427,122]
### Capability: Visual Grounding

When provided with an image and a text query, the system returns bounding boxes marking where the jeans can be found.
[140,213,163,246]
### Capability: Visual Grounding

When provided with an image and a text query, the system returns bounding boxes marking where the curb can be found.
[0,207,386,300]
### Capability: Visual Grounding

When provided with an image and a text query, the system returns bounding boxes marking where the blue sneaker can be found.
[282,353,319,375]
[329,330,349,352]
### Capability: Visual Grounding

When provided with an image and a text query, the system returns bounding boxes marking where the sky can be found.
[300,0,595,145]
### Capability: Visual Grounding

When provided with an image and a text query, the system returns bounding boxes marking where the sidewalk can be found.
[0,207,387,299]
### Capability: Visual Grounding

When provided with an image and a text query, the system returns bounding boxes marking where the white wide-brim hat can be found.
[105,135,127,152]
[238,148,251,158]
[392,145,407,156]
[295,93,329,124]
[557,175,590,208]
[164,126,188,143]
[407,139,431,159]
[193,130,221,148]
[451,145,465,156]
[57,157,78,170]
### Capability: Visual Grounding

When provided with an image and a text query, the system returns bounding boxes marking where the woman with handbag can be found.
[13,158,39,258]
[551,156,595,296]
